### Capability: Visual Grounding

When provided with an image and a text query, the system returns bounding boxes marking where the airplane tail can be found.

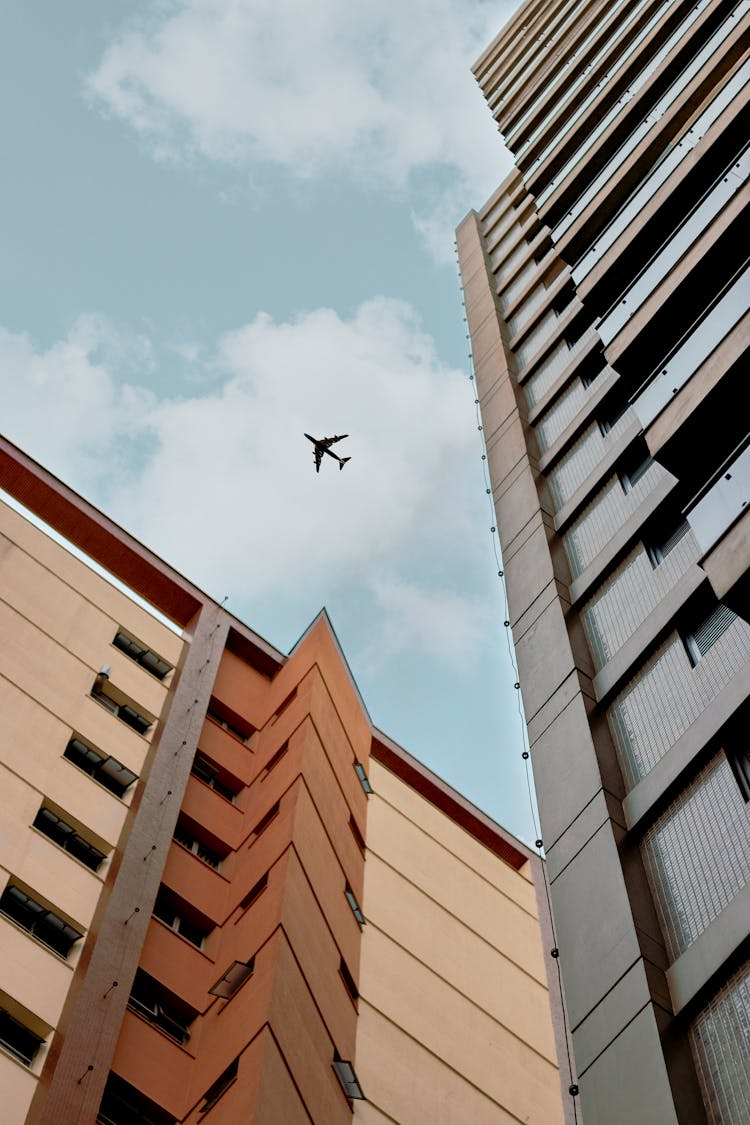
[339,457,351,470]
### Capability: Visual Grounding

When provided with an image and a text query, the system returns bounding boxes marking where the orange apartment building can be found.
[0,434,573,1125]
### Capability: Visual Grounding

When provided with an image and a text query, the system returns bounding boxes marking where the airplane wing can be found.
[314,447,323,472]
[321,434,347,448]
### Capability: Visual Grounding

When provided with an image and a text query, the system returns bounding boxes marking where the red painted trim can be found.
[0,436,285,676]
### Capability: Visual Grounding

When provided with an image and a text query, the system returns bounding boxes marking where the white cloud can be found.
[0,316,157,485]
[86,0,517,259]
[0,299,487,663]
[365,574,486,670]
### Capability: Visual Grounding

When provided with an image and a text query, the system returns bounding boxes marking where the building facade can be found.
[0,435,570,1124]
[457,0,750,1122]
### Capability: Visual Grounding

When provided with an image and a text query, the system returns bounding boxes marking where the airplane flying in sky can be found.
[304,433,351,473]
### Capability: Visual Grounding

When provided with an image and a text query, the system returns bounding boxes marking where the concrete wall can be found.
[354,757,566,1125]
[0,497,184,1123]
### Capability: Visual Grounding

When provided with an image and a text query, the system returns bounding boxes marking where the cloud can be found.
[0,316,157,486]
[85,0,516,259]
[365,574,486,670]
[0,299,487,663]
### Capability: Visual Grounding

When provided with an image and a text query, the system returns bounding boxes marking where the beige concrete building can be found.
[0,435,571,1124]
[355,736,566,1125]
[457,0,750,1122]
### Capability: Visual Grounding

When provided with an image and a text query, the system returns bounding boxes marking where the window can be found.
[0,885,82,958]
[262,741,289,777]
[271,688,297,720]
[728,746,750,803]
[173,818,226,870]
[207,699,254,744]
[0,1006,44,1067]
[209,960,254,999]
[345,885,365,926]
[597,397,629,436]
[250,802,279,841]
[98,1073,176,1125]
[237,872,268,914]
[333,1052,365,1100]
[199,1058,239,1114]
[127,970,194,1045]
[619,450,653,493]
[33,807,106,872]
[152,887,212,949]
[353,762,373,795]
[683,604,737,666]
[64,738,138,798]
[191,753,241,802]
[349,816,365,854]
[646,518,690,567]
[113,631,172,680]
[339,958,359,1003]
[91,679,152,735]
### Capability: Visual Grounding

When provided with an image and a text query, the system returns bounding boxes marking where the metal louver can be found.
[693,604,736,658]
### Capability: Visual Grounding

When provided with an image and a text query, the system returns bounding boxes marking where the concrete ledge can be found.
[623,666,750,830]
[538,367,619,474]
[572,958,667,1075]
[507,267,572,352]
[668,881,750,1015]
[592,566,706,703]
[547,789,625,883]
[554,418,642,533]
[568,474,678,605]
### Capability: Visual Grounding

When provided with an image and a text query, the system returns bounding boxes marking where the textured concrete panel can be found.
[578,1006,679,1125]
[550,822,643,1030]
[514,596,578,725]
[530,692,607,850]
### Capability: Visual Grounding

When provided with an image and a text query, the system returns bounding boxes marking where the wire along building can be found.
[456,0,750,1122]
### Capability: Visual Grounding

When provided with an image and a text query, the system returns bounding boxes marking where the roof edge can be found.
[370,727,534,870]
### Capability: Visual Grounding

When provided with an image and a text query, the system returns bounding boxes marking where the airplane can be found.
[304,433,351,473]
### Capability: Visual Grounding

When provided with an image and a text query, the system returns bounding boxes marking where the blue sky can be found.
[1,1,539,842]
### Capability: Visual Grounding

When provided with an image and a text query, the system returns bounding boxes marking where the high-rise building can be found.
[0,435,570,1125]
[457,0,750,1121]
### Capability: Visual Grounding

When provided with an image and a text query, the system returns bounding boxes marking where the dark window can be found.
[728,746,750,802]
[98,1072,176,1125]
[127,970,194,1045]
[597,396,630,436]
[113,632,172,680]
[683,604,736,665]
[251,802,280,840]
[237,873,268,914]
[262,741,289,776]
[272,688,297,719]
[646,519,691,567]
[0,885,81,958]
[209,960,254,999]
[33,808,106,871]
[199,1058,239,1114]
[207,699,254,743]
[173,819,225,871]
[64,738,138,798]
[152,887,212,949]
[91,680,152,735]
[619,449,653,493]
[345,885,365,926]
[333,1051,365,1100]
[0,1006,44,1066]
[191,753,241,802]
[339,958,359,1003]
[353,762,373,795]
[349,816,365,853]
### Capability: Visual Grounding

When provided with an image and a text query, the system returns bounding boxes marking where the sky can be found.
[0,1,540,843]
